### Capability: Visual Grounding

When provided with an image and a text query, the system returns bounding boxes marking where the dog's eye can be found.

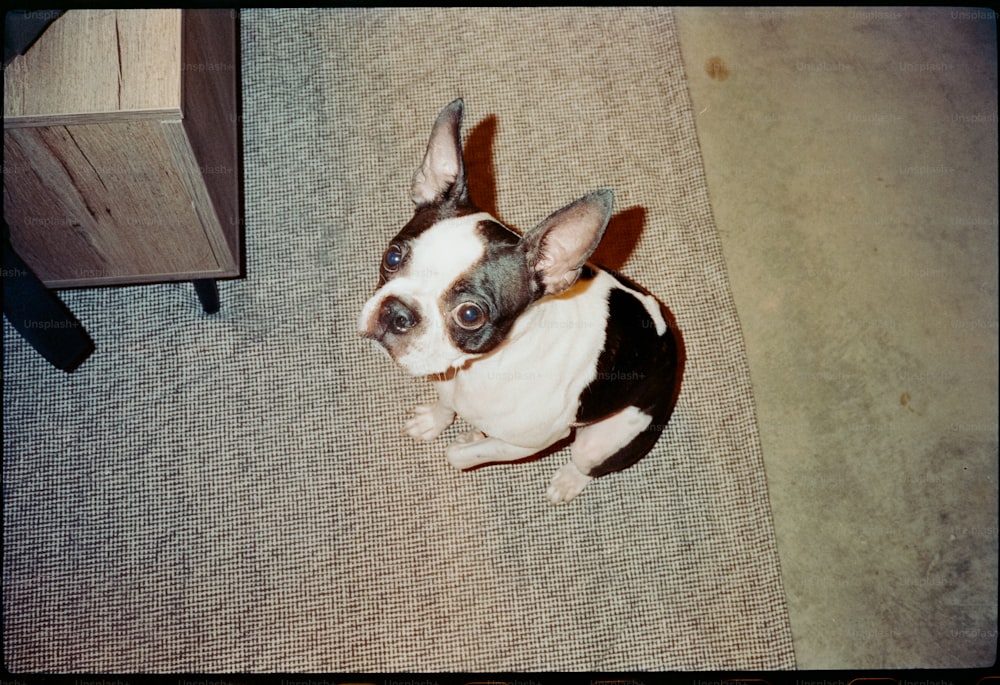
[383,244,404,272]
[453,302,487,330]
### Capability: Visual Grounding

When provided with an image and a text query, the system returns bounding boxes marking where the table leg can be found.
[192,279,220,314]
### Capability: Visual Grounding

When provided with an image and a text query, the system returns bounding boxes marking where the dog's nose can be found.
[380,295,419,335]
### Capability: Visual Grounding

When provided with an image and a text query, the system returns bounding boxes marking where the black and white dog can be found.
[359,100,682,503]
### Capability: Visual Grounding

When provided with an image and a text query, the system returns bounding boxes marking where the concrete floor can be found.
[674,8,998,669]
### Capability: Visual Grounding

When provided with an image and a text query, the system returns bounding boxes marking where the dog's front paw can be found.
[545,461,593,505]
[403,402,456,442]
[445,430,488,469]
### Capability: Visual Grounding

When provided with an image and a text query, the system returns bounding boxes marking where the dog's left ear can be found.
[523,189,614,297]
[411,99,469,207]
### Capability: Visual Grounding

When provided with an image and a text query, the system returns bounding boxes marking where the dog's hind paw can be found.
[545,461,593,505]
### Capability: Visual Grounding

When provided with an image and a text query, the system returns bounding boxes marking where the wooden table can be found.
[3,9,242,313]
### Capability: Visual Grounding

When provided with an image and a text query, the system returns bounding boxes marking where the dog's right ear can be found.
[411,99,469,207]
[522,189,614,297]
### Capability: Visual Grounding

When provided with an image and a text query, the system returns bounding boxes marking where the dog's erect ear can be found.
[523,189,614,297]
[411,99,469,207]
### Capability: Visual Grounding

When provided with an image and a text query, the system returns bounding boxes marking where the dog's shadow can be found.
[591,206,647,272]
[464,115,647,272]
[465,114,500,219]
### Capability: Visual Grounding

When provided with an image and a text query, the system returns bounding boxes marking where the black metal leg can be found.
[193,279,220,314]
[3,222,95,372]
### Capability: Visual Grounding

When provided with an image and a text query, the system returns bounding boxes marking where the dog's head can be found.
[358,99,614,377]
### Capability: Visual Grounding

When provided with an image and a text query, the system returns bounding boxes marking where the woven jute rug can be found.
[3,8,796,672]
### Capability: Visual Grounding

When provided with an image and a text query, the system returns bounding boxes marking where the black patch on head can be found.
[375,204,481,288]
[443,219,536,355]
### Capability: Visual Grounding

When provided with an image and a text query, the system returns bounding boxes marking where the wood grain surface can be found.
[3,10,241,287]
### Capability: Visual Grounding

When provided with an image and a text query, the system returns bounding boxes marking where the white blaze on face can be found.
[359,213,491,376]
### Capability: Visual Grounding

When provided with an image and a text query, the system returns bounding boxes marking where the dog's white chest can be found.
[438,270,621,448]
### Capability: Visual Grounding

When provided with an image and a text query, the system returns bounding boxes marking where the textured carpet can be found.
[2,8,796,672]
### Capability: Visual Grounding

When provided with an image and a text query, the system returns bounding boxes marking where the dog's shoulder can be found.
[574,264,679,425]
